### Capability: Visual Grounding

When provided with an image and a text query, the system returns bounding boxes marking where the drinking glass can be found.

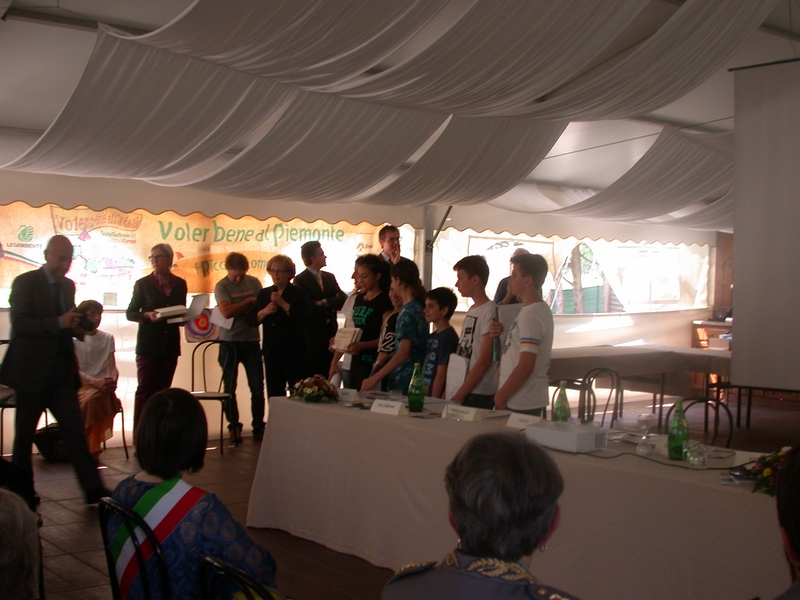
[635,413,653,456]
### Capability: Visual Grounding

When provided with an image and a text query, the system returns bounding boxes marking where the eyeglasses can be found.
[384,236,401,243]
[149,255,168,261]
[268,269,289,274]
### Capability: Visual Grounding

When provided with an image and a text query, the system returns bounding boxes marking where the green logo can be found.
[17,225,33,242]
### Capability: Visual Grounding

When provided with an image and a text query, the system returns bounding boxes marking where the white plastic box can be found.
[524,421,607,453]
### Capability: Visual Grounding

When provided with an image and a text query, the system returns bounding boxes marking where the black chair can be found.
[200,556,285,600]
[664,395,734,448]
[101,397,129,460]
[583,367,622,427]
[550,378,596,423]
[190,341,237,455]
[99,497,172,600]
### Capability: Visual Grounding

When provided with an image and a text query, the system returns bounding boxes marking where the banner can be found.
[0,202,389,308]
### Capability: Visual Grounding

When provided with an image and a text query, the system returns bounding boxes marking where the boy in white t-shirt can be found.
[450,255,498,409]
[490,254,553,414]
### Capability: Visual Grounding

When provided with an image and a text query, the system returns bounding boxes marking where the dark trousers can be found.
[264,353,305,399]
[219,341,265,433]
[308,345,335,380]
[13,355,103,496]
[134,354,178,433]
[463,393,495,410]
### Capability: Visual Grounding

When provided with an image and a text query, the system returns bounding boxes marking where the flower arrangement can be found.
[750,446,792,496]
[291,374,339,403]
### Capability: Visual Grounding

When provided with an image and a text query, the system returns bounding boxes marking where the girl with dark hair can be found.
[106,389,277,599]
[361,259,428,393]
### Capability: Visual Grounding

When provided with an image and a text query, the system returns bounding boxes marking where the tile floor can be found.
[20,394,800,599]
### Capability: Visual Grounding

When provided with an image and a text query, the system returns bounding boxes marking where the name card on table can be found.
[442,403,482,421]
[506,413,542,429]
[370,400,408,416]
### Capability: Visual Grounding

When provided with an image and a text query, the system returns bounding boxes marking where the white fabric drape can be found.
[642,193,733,232]
[125,0,452,88]
[356,118,567,205]
[489,183,596,213]
[549,128,733,221]
[168,92,446,201]
[328,0,648,115]
[1,30,298,179]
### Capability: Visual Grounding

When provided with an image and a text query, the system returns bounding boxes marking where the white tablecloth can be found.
[247,397,788,600]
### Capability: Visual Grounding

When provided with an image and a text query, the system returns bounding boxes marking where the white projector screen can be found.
[733,59,800,391]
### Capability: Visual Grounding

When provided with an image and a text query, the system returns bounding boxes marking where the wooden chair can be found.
[200,556,286,600]
[99,497,172,600]
[190,341,237,455]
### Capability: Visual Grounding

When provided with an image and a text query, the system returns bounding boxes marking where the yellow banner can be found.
[0,202,389,308]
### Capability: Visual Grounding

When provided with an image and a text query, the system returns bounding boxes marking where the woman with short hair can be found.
[381,432,581,599]
[106,388,277,599]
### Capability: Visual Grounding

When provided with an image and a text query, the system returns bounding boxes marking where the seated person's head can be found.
[424,288,458,324]
[445,432,563,562]
[777,446,800,577]
[77,299,103,330]
[135,388,207,480]
[0,487,39,600]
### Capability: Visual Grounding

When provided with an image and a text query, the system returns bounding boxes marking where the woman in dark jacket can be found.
[126,243,187,432]
[247,254,311,398]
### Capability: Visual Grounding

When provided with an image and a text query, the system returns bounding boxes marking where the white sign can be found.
[370,400,407,416]
[506,413,542,429]
[443,403,481,421]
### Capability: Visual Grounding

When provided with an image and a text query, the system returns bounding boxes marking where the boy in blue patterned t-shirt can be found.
[422,288,459,398]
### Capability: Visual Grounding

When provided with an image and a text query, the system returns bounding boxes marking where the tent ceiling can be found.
[1,0,799,234]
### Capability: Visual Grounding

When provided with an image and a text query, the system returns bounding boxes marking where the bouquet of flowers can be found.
[291,374,339,403]
[750,446,792,496]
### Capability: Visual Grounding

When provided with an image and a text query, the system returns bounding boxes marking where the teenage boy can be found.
[422,287,459,398]
[489,254,553,415]
[450,255,497,409]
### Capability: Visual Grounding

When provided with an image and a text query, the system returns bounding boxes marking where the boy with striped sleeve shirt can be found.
[489,254,553,416]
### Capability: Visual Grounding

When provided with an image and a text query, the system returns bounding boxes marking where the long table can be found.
[247,397,788,600]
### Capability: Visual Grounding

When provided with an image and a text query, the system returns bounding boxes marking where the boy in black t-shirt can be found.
[422,287,459,398]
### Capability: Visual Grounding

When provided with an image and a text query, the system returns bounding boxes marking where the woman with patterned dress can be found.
[106,388,276,599]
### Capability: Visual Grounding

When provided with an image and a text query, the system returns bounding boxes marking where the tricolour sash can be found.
[111,477,205,599]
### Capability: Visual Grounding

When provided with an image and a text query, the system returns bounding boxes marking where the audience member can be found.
[490,254,553,414]
[106,388,276,598]
[422,287,459,398]
[361,259,428,393]
[126,243,187,433]
[73,300,121,459]
[294,241,347,377]
[247,255,311,398]
[370,287,404,391]
[776,445,800,599]
[330,254,392,389]
[493,247,530,304]
[0,235,109,504]
[213,252,264,443]
[381,432,580,600]
[449,255,498,409]
[0,487,39,600]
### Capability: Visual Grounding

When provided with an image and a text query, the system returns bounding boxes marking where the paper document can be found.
[166,294,208,324]
[444,354,468,400]
[210,306,233,329]
[332,327,362,353]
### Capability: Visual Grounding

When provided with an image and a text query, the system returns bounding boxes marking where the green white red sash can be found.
[110,476,205,599]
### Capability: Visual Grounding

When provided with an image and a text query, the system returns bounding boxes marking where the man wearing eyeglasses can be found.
[377,225,408,293]
[126,243,187,433]
[294,242,346,379]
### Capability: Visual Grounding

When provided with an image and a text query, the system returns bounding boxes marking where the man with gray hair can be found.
[0,487,39,600]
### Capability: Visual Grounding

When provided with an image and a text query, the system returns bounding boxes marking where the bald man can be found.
[0,235,108,504]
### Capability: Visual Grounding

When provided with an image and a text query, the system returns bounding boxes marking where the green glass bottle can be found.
[552,382,571,423]
[407,362,425,413]
[668,398,689,460]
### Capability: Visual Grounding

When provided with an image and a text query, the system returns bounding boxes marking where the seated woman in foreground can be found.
[381,432,581,600]
[106,388,276,599]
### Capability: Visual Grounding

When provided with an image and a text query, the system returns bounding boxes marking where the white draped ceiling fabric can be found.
[0,0,778,231]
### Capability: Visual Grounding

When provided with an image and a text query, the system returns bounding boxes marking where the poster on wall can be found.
[0,202,387,308]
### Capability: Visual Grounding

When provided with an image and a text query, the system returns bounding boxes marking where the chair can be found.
[664,395,734,448]
[583,367,622,427]
[99,497,172,600]
[190,341,237,455]
[200,556,286,600]
[102,399,129,460]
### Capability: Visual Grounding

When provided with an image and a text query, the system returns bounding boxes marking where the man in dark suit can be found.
[376,225,409,293]
[294,241,346,377]
[0,235,108,504]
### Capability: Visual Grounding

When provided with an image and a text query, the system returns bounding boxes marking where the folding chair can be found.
[99,497,172,600]
[190,341,237,455]
[200,556,286,600]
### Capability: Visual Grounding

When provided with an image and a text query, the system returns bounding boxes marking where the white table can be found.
[247,397,788,600]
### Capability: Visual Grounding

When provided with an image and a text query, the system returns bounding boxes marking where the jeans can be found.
[219,341,266,433]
